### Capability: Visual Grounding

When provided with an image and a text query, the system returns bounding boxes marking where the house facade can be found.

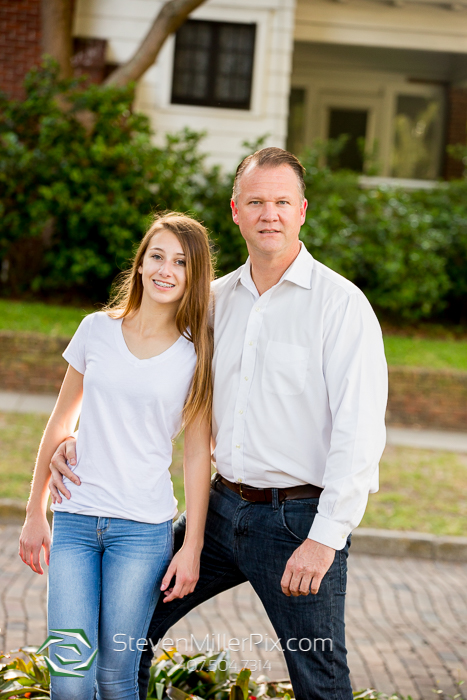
[2,0,467,179]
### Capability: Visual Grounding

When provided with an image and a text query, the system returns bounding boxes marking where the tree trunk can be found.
[104,0,206,88]
[41,0,74,79]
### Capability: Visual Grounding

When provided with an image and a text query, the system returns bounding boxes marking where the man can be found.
[49,148,388,699]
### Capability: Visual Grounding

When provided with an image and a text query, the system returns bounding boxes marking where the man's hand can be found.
[281,538,336,596]
[49,436,80,504]
[160,546,201,603]
[19,514,51,575]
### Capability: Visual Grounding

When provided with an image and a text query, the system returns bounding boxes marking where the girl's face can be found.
[138,228,187,306]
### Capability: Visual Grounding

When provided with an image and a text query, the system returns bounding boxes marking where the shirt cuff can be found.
[307,513,351,551]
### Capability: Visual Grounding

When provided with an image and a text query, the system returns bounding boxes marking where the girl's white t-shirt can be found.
[52,312,197,524]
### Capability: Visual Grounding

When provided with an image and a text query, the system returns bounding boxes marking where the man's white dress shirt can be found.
[211,243,388,551]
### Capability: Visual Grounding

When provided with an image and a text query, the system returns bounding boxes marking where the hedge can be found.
[1,60,466,322]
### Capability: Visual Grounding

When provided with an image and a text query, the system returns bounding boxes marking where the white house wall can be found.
[74,0,297,172]
[295,0,467,54]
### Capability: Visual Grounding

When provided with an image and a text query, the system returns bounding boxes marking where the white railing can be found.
[331,0,467,8]
[358,175,441,190]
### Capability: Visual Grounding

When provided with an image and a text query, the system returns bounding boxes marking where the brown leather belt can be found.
[215,475,323,503]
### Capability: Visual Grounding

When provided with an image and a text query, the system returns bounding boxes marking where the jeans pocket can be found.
[280,500,318,542]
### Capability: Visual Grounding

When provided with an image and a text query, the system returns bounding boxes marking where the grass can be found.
[1,299,467,371]
[361,445,467,536]
[383,335,467,372]
[0,412,47,500]
[2,412,467,535]
[0,299,92,337]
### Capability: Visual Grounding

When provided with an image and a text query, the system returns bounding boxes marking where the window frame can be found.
[171,19,256,111]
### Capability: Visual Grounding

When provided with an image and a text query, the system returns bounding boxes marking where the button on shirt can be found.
[211,244,388,550]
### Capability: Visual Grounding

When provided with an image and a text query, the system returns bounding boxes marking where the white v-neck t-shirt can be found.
[52,312,197,523]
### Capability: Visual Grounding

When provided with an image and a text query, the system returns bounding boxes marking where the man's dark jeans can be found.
[139,479,353,700]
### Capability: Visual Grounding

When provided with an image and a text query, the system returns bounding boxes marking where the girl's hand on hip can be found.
[160,546,201,603]
[19,514,51,575]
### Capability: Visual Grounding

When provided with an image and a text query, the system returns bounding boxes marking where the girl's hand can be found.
[19,514,51,575]
[160,545,201,603]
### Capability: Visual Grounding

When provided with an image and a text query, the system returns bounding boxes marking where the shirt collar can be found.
[281,242,314,289]
[230,242,314,293]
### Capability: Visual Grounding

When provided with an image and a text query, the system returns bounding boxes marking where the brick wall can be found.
[443,87,467,181]
[1,332,467,431]
[0,0,41,100]
[0,331,68,394]
[0,3,108,100]
[387,366,467,432]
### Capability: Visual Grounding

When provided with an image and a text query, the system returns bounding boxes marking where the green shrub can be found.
[1,61,467,322]
[300,144,454,320]
[0,59,244,301]
[410,181,467,323]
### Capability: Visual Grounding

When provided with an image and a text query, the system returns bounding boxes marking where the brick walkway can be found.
[1,524,466,699]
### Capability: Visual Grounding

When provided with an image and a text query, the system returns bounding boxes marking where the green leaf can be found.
[166,687,194,699]
[229,686,244,700]
[233,668,251,699]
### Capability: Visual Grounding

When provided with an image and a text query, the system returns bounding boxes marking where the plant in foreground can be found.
[0,647,50,698]
[1,647,464,699]
[146,648,293,698]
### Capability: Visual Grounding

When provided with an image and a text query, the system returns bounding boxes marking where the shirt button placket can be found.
[231,302,265,484]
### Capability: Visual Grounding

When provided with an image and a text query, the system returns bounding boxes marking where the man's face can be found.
[230,164,307,258]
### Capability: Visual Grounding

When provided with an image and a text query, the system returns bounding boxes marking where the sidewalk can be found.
[1,524,466,699]
[0,390,57,415]
[386,426,467,453]
[2,390,467,453]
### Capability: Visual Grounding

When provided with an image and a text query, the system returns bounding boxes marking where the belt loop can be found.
[271,488,279,511]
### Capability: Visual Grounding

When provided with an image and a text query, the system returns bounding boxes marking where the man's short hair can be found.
[232,147,306,202]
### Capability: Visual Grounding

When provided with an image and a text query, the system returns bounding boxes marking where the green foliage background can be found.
[0,60,245,302]
[1,60,467,322]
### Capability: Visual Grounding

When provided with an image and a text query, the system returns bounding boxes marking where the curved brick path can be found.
[1,525,466,699]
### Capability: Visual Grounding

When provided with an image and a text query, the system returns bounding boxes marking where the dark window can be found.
[72,38,107,84]
[172,20,256,110]
[328,108,368,172]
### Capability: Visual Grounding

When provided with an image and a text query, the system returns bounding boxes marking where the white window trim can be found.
[156,7,272,120]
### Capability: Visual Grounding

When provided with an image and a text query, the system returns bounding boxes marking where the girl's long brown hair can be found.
[104,213,214,427]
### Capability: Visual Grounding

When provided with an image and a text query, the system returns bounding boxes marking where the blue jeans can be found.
[139,479,352,700]
[48,512,173,700]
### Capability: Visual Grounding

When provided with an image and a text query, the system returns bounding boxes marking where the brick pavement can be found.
[1,524,466,698]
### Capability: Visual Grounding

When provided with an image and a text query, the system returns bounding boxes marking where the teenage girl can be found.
[19,213,214,700]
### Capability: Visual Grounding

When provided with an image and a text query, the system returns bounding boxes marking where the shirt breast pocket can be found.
[262,341,310,396]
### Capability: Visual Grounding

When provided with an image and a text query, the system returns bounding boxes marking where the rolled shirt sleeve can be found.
[308,292,388,549]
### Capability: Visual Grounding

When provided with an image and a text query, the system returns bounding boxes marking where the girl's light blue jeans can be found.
[48,512,173,700]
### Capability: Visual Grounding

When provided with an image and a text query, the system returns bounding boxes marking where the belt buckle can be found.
[238,483,249,501]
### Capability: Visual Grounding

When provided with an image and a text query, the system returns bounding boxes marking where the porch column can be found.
[444,87,467,180]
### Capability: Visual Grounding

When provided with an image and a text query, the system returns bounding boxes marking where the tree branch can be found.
[104,0,206,87]
[41,0,74,79]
